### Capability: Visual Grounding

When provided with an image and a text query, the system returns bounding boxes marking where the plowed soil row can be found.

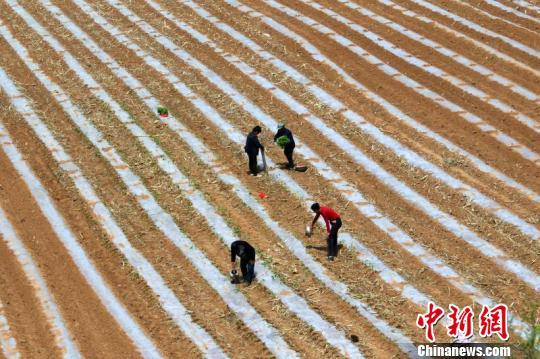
[2,1,406,356]
[358,0,540,89]
[90,0,540,273]
[497,0,540,21]
[46,0,538,325]
[0,7,279,357]
[0,215,57,358]
[431,0,540,41]
[0,0,537,355]
[0,94,141,358]
[395,0,540,66]
[13,0,428,355]
[315,0,539,115]
[70,0,540,326]
[155,0,540,201]
[242,0,540,152]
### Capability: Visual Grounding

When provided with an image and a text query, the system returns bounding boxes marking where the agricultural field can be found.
[0,0,538,357]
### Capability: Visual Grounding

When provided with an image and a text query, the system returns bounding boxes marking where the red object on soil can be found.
[159,113,168,118]
[258,192,268,199]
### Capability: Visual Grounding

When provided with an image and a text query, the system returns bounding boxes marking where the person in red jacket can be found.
[310,203,341,261]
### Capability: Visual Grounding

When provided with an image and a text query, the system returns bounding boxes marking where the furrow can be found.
[333,0,538,103]
[476,0,540,25]
[36,0,425,354]
[3,2,301,357]
[0,68,162,359]
[452,0,539,33]
[92,0,540,287]
[509,0,540,14]
[64,0,533,340]
[300,0,540,134]
[184,0,540,204]
[14,0,388,352]
[258,0,540,238]
[3,0,536,351]
[0,203,77,359]
[406,0,540,58]
[0,23,228,358]
[74,0,448,349]
[0,295,18,359]
[258,0,540,165]
[374,0,540,77]
[87,3,477,330]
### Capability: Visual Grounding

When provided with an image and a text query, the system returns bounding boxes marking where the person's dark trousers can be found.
[248,152,258,175]
[327,218,342,257]
[246,262,255,283]
[284,145,295,168]
[240,258,255,283]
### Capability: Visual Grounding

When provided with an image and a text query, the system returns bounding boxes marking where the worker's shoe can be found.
[327,256,335,261]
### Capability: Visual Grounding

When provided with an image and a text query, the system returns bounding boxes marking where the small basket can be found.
[230,270,240,284]
[157,106,169,118]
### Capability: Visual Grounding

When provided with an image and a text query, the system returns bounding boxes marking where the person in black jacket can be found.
[274,123,295,169]
[230,240,256,286]
[244,126,264,176]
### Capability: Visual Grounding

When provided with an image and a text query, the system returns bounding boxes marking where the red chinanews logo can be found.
[417,302,509,342]
[479,304,509,341]
[416,302,445,342]
[446,304,474,340]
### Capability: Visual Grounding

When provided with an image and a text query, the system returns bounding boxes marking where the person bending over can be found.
[310,203,341,261]
[230,240,256,286]
[274,123,295,169]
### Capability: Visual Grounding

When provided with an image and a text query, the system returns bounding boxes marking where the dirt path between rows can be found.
[171,0,540,196]
[0,231,58,358]
[77,0,538,330]
[394,0,540,67]
[0,100,140,358]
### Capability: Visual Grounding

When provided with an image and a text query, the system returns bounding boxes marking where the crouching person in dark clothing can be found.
[230,240,256,286]
[274,123,295,169]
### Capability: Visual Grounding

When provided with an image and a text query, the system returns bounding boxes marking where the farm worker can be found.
[230,240,256,286]
[274,123,295,169]
[310,203,341,261]
[244,125,264,176]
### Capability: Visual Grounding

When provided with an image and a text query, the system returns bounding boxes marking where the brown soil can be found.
[0,235,59,358]
[428,0,540,45]
[76,0,538,340]
[462,0,540,31]
[392,0,540,67]
[242,0,540,152]
[0,103,140,358]
[103,0,539,283]
[316,0,539,115]
[0,0,537,355]
[0,9,276,357]
[1,2,349,356]
[31,2,409,355]
[358,0,540,92]
[164,0,540,199]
